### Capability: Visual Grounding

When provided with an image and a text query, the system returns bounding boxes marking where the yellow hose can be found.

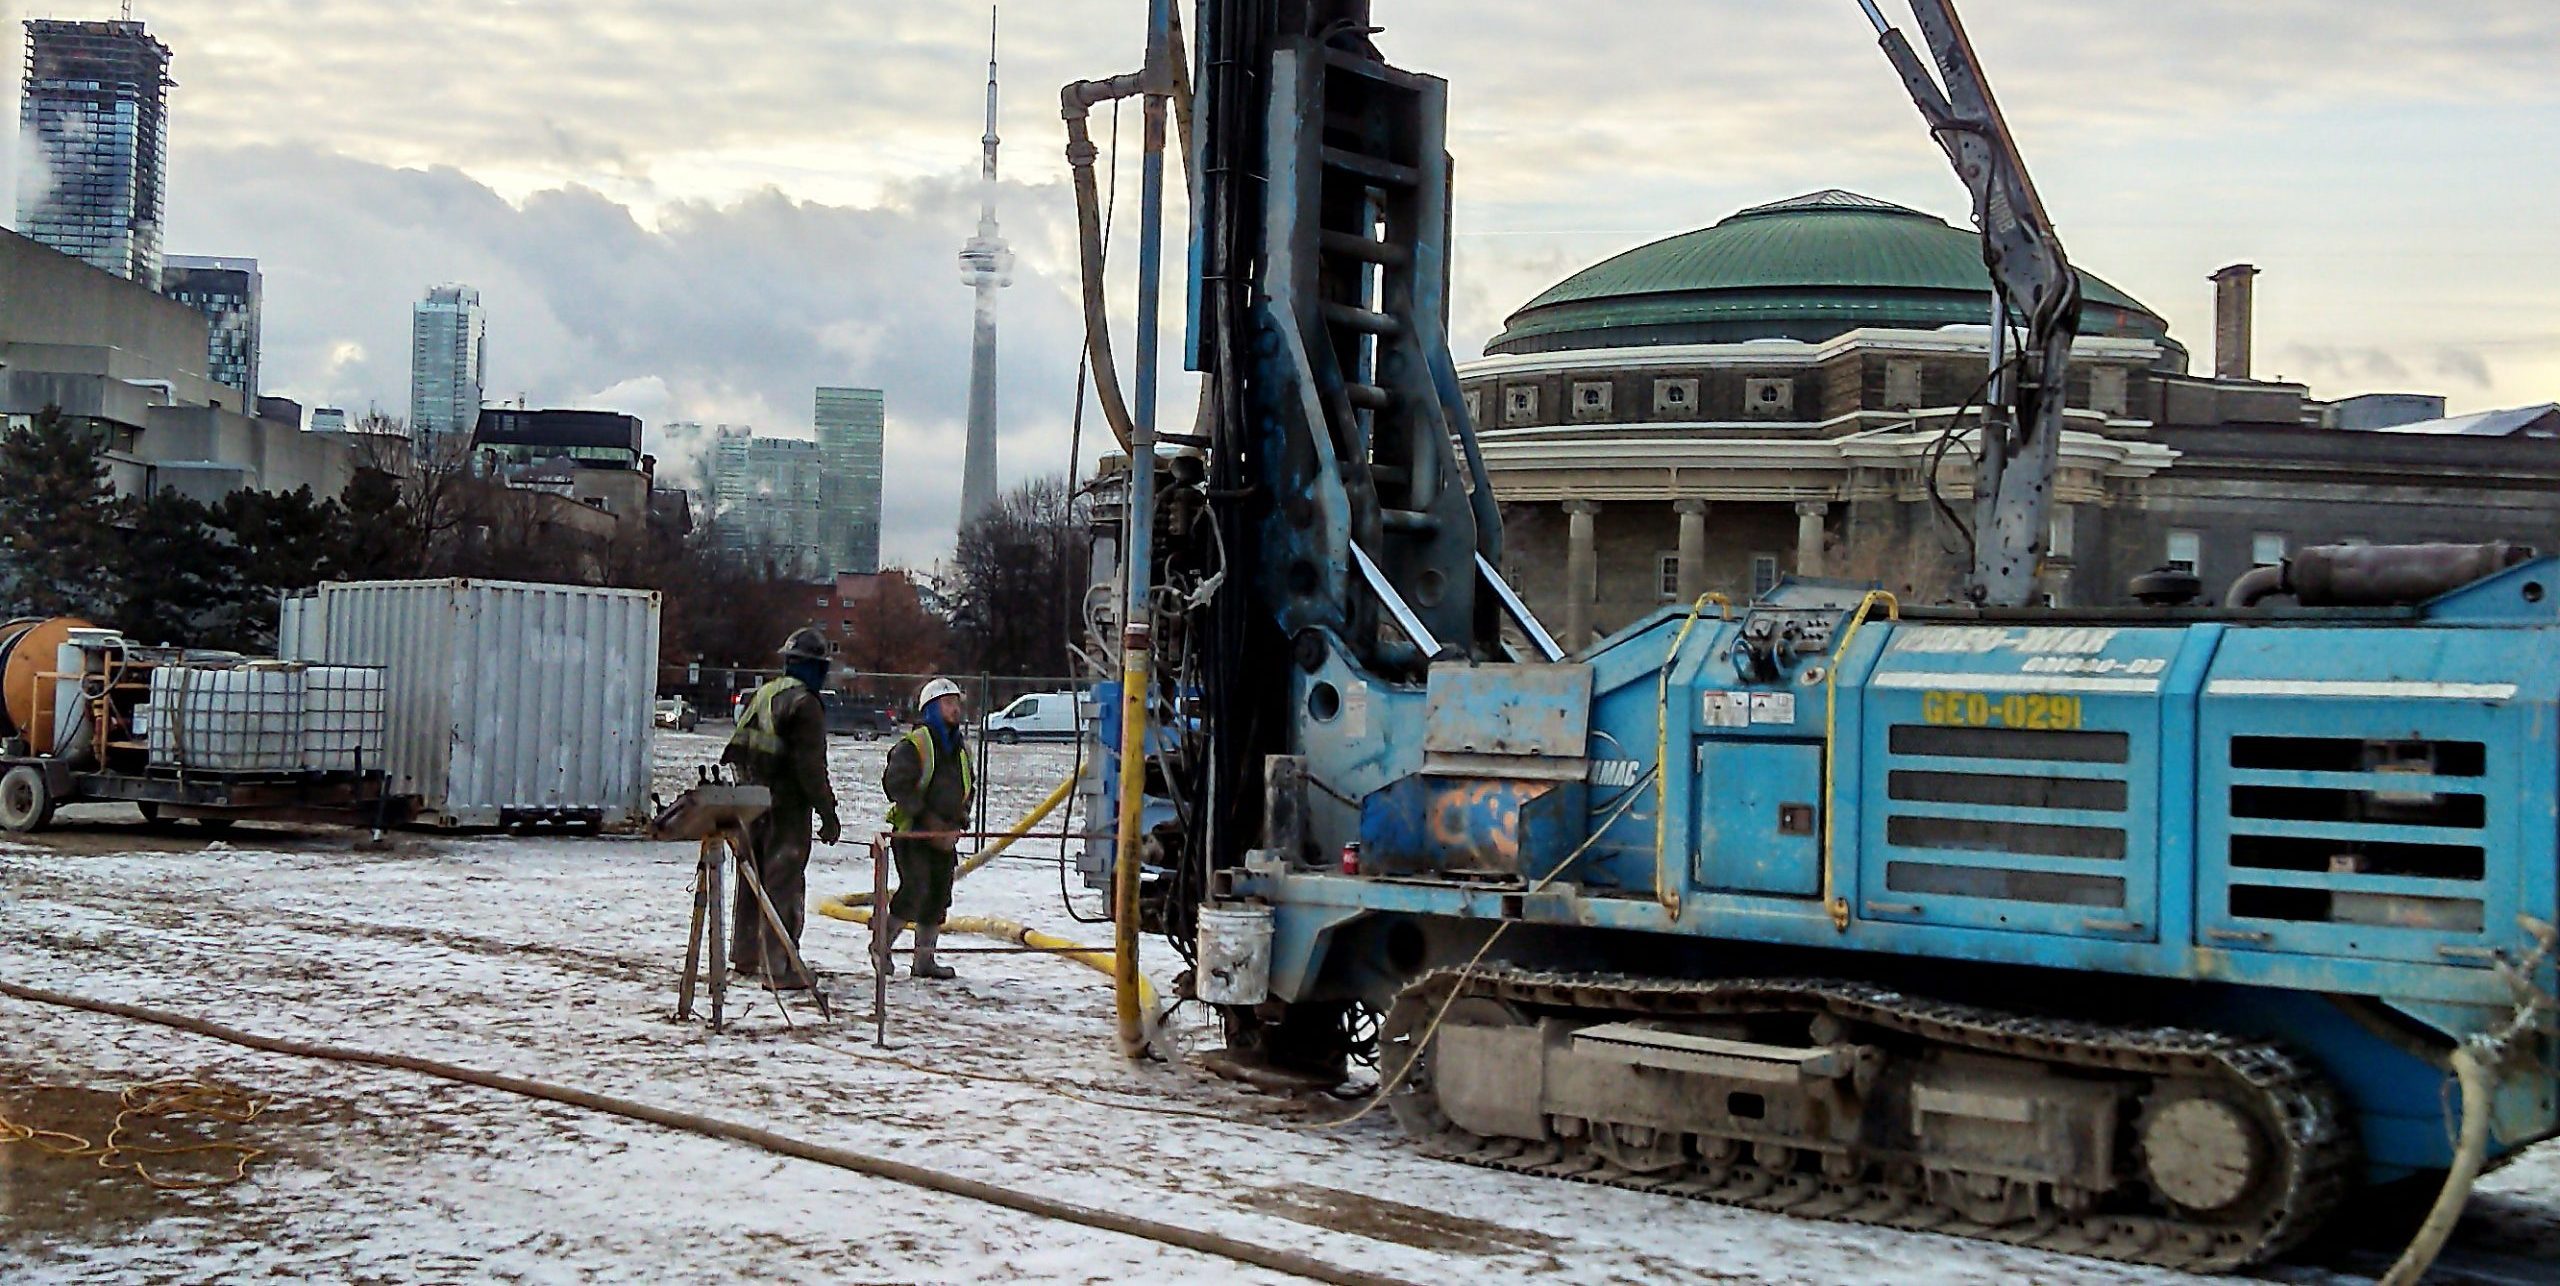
[817,897,1161,1015]
[2379,1041,2496,1286]
[836,775,1076,908]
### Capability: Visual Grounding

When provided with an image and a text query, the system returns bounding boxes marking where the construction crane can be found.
[1073,1,2560,1275]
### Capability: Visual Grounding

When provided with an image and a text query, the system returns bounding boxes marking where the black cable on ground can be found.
[0,979,1417,1286]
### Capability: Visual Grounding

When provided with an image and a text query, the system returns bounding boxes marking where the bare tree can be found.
[838,568,950,676]
[946,475,1089,677]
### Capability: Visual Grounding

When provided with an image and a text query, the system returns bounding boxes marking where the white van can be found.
[983,690,1082,744]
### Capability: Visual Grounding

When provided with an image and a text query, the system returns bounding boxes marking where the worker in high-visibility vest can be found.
[720,627,843,988]
[877,677,974,979]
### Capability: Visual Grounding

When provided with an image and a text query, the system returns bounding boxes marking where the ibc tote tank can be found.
[281,579,661,828]
[146,661,306,773]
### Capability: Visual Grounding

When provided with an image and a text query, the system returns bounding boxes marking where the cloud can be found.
[168,143,1102,566]
[10,126,53,228]
[2431,348,2495,391]
[2278,343,2416,387]
[14,0,2539,559]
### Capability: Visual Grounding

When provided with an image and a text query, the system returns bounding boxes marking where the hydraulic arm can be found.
[1860,0,2083,606]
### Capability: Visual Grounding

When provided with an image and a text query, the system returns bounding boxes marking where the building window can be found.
[1502,385,1539,426]
[2048,507,2076,561]
[1652,377,1700,417]
[1657,552,1680,601]
[1751,554,1781,598]
[1743,377,1795,418]
[2166,529,2201,574]
[1571,380,1613,420]
[2090,366,2129,418]
[816,596,830,608]
[1462,388,1482,424]
[2252,532,2287,567]
[1884,359,1922,410]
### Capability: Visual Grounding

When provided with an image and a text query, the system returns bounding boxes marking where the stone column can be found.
[1674,499,1710,603]
[1563,499,1601,651]
[1794,500,1829,578]
[2043,503,2077,607]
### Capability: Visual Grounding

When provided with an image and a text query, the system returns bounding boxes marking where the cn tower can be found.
[956,7,1012,528]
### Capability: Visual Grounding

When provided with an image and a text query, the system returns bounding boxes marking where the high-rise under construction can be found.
[16,19,173,284]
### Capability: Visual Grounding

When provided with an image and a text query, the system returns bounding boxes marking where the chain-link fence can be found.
[659,666,1093,843]
[658,666,1082,724]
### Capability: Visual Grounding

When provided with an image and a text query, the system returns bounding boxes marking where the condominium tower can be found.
[704,426,828,580]
[162,255,261,399]
[814,387,885,575]
[16,20,172,283]
[410,285,486,452]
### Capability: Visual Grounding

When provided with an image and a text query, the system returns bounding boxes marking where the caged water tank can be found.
[147,662,306,773]
[300,665,389,773]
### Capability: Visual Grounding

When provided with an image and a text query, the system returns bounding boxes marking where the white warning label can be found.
[1749,692,1798,725]
[1702,691,1750,728]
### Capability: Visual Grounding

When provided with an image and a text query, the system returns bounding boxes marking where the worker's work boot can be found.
[912,925,957,981]
[871,913,902,975]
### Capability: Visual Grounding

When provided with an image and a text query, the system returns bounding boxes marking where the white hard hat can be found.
[917,678,964,710]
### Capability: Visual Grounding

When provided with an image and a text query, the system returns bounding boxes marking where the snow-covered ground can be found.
[1,730,2553,1283]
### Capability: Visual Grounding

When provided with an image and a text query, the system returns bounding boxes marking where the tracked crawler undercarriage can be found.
[1379,967,2357,1272]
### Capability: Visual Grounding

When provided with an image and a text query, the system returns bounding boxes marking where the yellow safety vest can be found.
[886,725,973,830]
[728,677,803,762]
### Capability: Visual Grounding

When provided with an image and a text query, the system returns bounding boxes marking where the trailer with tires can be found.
[0,617,413,837]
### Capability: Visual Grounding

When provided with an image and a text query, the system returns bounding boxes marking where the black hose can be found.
[0,978,1417,1286]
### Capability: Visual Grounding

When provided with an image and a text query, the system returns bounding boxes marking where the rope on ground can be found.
[0,1077,268,1189]
[0,978,1418,1286]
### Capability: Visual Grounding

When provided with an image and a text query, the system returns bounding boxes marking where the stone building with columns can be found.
[1457,190,2560,647]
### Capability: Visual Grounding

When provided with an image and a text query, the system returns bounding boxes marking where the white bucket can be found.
[1196,903,1275,1006]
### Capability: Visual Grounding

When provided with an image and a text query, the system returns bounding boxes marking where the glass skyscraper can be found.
[410,284,487,453]
[814,386,885,574]
[703,425,829,580]
[162,255,261,400]
[16,20,172,284]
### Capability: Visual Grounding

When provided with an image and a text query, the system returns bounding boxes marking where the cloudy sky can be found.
[8,2,2556,566]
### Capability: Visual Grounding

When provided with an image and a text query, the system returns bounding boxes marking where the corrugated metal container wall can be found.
[298,579,661,827]
[278,593,314,661]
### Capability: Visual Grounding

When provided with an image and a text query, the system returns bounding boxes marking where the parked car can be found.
[654,697,698,732]
[983,690,1082,744]
[821,691,899,739]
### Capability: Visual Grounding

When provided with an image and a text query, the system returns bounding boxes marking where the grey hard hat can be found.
[779,627,831,663]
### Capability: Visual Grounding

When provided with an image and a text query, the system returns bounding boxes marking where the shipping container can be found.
[282,579,660,828]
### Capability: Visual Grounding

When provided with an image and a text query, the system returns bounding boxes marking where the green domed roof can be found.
[1488,189,2171,355]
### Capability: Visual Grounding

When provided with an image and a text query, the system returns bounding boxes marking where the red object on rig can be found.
[1340,841,1362,875]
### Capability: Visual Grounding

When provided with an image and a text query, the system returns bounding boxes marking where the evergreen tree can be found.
[117,490,238,648]
[339,466,425,579]
[213,487,350,652]
[0,406,127,620]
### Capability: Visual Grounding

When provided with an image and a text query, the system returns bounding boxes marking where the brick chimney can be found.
[2211,263,2260,381]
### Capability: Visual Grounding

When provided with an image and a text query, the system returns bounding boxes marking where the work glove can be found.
[818,812,842,846]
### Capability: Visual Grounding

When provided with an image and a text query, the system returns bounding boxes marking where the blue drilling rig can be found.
[1075,0,2560,1271]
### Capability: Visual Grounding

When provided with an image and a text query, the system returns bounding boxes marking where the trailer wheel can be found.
[137,801,176,830]
[0,765,56,833]
[192,817,238,836]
